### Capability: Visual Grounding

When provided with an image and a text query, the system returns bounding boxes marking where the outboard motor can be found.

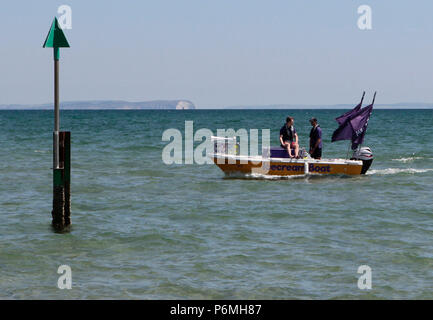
[351,147,373,174]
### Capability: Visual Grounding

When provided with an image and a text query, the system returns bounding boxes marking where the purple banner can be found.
[335,92,365,125]
[350,104,373,149]
[332,92,375,148]
[331,117,355,142]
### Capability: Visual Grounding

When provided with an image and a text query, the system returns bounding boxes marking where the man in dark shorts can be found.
[309,117,322,159]
[279,116,299,158]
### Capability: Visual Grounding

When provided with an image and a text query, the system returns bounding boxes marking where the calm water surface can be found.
[0,109,432,299]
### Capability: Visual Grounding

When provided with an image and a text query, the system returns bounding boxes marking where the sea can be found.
[0,109,432,299]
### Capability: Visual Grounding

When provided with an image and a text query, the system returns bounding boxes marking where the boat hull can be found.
[212,154,364,176]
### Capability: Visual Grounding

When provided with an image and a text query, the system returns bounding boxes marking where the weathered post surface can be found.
[43,18,71,231]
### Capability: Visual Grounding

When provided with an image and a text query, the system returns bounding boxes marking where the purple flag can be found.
[332,92,375,147]
[335,92,365,125]
[350,104,373,149]
[331,116,355,142]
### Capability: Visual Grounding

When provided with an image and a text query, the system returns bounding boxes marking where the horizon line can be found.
[1,99,433,110]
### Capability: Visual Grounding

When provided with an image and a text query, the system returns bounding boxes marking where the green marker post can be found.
[43,17,71,231]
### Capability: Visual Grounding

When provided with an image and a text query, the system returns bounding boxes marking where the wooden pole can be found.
[52,131,71,230]
[63,131,71,226]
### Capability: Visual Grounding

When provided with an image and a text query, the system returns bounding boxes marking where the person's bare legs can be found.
[292,142,299,158]
[283,142,293,157]
[287,145,293,158]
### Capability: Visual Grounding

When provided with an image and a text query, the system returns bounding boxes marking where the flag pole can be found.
[346,142,351,159]
[359,91,376,150]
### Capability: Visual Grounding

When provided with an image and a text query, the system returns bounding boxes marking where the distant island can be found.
[0,100,195,110]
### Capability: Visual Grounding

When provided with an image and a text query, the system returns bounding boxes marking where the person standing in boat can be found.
[279,116,299,158]
[309,117,322,159]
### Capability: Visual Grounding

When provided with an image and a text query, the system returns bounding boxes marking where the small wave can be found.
[224,172,348,180]
[391,157,424,163]
[223,172,306,180]
[34,150,48,153]
[247,173,307,180]
[367,168,433,175]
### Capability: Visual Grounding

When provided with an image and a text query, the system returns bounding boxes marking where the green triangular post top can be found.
[43,17,70,48]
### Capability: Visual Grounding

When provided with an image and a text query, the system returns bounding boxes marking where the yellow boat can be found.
[210,93,376,177]
[210,137,373,177]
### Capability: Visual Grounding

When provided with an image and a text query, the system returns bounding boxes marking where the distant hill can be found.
[1,100,432,110]
[0,100,195,110]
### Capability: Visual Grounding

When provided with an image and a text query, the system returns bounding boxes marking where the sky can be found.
[1,0,433,108]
